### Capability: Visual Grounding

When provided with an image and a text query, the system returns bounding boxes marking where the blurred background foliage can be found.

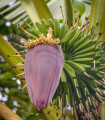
[0,0,92,120]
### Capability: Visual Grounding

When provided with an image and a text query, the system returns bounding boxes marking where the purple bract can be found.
[24,44,64,111]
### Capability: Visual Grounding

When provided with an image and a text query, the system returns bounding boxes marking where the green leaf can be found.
[72,0,91,23]
[72,0,86,16]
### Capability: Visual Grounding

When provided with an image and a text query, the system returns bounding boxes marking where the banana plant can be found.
[0,0,105,120]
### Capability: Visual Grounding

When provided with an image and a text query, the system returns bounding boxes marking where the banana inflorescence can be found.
[13,18,105,120]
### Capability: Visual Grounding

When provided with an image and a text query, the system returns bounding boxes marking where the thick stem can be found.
[31,0,53,21]
[0,35,25,81]
[19,0,40,24]
[0,102,23,120]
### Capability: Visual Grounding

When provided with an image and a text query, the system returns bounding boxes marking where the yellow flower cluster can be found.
[24,28,60,48]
